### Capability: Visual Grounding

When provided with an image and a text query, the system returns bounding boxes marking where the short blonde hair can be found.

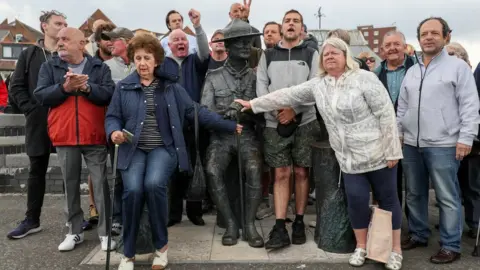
[446,42,471,66]
[357,51,371,59]
[318,37,359,77]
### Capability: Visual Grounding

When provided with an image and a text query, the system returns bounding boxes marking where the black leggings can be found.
[343,166,402,230]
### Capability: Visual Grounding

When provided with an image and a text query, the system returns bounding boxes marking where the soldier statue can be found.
[201,19,264,248]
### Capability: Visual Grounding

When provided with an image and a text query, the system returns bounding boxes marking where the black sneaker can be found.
[291,220,306,244]
[265,225,290,249]
[7,218,42,239]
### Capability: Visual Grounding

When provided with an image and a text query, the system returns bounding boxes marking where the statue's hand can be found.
[224,109,238,120]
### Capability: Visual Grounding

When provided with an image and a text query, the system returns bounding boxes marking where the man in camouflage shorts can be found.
[256,9,321,250]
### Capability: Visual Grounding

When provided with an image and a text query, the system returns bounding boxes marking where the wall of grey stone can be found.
[0,114,115,194]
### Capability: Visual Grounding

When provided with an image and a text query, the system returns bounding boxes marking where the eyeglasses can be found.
[39,10,66,23]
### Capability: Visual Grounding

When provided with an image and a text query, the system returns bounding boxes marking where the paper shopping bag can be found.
[366,207,392,263]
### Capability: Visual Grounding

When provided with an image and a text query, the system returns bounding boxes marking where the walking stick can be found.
[473,216,480,256]
[236,116,246,241]
[106,144,119,270]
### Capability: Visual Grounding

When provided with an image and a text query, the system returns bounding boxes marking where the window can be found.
[374,30,379,36]
[373,48,379,53]
[374,39,379,44]
[2,46,12,58]
[363,31,369,37]
[2,45,25,59]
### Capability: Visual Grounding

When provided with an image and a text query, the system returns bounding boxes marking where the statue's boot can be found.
[244,183,264,248]
[215,189,239,246]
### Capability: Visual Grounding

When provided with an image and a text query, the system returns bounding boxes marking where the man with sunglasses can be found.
[7,10,68,240]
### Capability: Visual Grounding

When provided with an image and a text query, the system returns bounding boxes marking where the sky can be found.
[1,0,479,67]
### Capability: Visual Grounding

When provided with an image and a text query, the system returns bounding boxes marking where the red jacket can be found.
[33,55,115,146]
[0,79,7,109]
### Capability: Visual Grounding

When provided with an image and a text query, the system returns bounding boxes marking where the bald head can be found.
[57,27,87,63]
[169,29,187,42]
[92,19,106,32]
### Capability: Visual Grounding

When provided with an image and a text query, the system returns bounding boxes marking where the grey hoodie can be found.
[256,40,319,128]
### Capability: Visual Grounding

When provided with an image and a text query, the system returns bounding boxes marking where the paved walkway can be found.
[0,194,479,270]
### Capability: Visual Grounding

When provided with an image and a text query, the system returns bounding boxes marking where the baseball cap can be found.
[210,29,224,41]
[101,27,134,40]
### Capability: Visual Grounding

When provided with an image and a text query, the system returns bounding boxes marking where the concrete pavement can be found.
[0,194,479,270]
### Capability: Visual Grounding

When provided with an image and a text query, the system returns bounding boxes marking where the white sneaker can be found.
[118,257,134,270]
[100,236,117,251]
[152,249,168,269]
[58,233,84,251]
[385,251,403,270]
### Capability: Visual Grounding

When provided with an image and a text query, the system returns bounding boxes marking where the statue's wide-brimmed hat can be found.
[212,19,262,43]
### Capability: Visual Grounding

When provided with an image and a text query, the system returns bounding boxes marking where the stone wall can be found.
[0,114,114,194]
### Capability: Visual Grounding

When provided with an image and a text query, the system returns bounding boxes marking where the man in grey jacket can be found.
[257,9,320,250]
[397,17,480,264]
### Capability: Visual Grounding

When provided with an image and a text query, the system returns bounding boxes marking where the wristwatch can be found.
[83,83,91,93]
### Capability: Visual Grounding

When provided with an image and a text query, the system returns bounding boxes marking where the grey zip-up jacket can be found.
[397,48,480,147]
[256,40,319,128]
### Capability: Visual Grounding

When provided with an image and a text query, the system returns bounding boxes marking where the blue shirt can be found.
[374,57,416,103]
[160,34,198,56]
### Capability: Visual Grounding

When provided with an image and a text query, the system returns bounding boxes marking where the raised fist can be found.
[188,9,201,26]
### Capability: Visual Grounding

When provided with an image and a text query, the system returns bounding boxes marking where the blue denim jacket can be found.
[105,71,236,172]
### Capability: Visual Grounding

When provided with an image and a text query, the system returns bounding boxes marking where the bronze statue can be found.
[201,19,264,248]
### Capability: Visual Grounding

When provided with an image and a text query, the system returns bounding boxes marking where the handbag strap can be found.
[194,104,200,154]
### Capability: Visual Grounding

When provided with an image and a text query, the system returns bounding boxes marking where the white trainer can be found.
[100,236,117,251]
[118,257,134,270]
[58,233,84,251]
[152,249,168,269]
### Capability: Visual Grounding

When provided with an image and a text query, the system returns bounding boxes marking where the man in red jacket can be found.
[33,27,115,252]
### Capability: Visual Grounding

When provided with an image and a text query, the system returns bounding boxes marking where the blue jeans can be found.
[120,147,178,258]
[402,145,462,253]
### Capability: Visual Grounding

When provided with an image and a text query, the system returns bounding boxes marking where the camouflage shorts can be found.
[263,120,321,168]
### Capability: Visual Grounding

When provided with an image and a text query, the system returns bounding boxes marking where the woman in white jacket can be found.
[235,37,404,270]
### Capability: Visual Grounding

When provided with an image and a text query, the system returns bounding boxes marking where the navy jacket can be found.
[159,54,209,103]
[105,71,236,172]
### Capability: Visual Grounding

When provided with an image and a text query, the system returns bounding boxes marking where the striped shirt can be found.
[138,80,164,151]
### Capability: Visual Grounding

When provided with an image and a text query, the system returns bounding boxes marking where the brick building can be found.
[0,19,43,76]
[357,25,396,58]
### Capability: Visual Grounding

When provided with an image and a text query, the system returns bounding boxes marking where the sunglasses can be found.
[362,57,376,63]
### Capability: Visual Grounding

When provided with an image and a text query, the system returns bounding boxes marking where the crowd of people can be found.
[2,2,480,270]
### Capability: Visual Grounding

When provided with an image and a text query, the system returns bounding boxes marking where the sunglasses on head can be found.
[40,10,66,23]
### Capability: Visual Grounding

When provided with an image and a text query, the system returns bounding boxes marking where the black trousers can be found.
[168,127,209,221]
[25,153,51,222]
[458,155,480,230]
[397,161,409,220]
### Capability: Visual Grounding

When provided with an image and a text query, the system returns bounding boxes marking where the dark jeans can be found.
[343,165,402,230]
[109,144,123,224]
[25,153,50,222]
[458,155,480,230]
[120,147,177,258]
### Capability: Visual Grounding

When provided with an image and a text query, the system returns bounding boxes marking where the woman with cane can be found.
[105,34,242,270]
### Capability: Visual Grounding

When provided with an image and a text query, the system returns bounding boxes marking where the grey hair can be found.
[318,37,359,77]
[446,42,471,66]
[383,30,406,45]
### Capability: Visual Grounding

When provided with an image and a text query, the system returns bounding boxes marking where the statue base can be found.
[311,141,356,254]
